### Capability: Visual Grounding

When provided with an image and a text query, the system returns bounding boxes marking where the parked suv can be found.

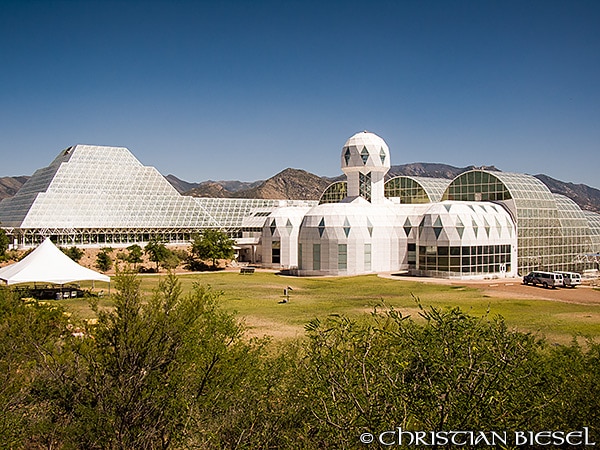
[523,271,563,289]
[554,271,582,288]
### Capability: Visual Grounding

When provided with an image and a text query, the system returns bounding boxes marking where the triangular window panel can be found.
[343,217,351,238]
[318,218,325,237]
[483,217,490,237]
[433,214,443,238]
[444,204,452,212]
[456,217,464,239]
[361,147,369,165]
[495,217,502,231]
[403,217,412,237]
[472,218,479,237]
[344,148,351,165]
[286,219,293,233]
[270,219,276,236]
[367,218,373,237]
[380,147,386,164]
[418,217,426,237]
[359,171,372,202]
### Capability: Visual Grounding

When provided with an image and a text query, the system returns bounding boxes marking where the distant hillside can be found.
[176,163,600,213]
[165,174,263,196]
[388,163,500,179]
[184,168,330,200]
[534,174,600,213]
[234,168,331,200]
[0,176,29,200]
[164,174,199,194]
[1,165,598,214]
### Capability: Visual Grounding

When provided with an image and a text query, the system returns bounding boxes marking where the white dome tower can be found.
[341,131,391,204]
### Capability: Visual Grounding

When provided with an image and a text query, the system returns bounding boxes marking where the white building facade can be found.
[262,131,519,279]
[2,132,599,277]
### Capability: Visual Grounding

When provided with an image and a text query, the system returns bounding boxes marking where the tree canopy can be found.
[125,244,143,265]
[191,229,235,268]
[0,228,9,258]
[95,249,113,272]
[144,238,171,272]
[1,278,599,448]
[60,246,84,262]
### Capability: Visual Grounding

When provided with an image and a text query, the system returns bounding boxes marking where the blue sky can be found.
[1,0,599,189]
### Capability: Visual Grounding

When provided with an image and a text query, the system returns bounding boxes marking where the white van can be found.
[523,271,563,289]
[554,271,582,288]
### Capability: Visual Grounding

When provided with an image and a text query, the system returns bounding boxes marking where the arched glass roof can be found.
[441,170,591,274]
[554,194,590,226]
[319,181,347,205]
[584,210,600,252]
[385,176,450,203]
[320,176,452,205]
[552,194,593,268]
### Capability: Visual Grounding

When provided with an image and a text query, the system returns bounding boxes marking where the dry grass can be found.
[52,271,600,345]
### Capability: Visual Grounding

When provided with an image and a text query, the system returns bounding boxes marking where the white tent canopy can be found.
[0,238,110,285]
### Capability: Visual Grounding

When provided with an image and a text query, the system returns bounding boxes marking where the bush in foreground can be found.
[0,277,598,448]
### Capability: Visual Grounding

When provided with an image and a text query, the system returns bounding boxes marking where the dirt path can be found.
[476,281,600,305]
[382,275,600,306]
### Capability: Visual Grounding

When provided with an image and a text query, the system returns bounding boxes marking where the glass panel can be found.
[338,244,347,270]
[313,244,321,271]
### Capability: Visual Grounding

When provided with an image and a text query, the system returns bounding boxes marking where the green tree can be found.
[4,278,600,449]
[0,287,72,447]
[95,250,113,272]
[61,271,273,449]
[298,303,555,447]
[539,339,600,432]
[191,229,235,269]
[161,251,181,270]
[61,246,84,262]
[125,244,143,266]
[144,238,170,272]
[0,228,9,258]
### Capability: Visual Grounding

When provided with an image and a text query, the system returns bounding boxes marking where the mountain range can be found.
[165,163,600,214]
[2,163,599,213]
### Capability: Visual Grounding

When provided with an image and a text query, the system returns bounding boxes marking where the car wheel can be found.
[543,282,548,289]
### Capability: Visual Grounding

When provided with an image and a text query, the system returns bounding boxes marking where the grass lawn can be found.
[57,272,600,345]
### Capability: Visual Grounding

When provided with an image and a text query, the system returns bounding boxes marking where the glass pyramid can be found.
[0,145,312,246]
